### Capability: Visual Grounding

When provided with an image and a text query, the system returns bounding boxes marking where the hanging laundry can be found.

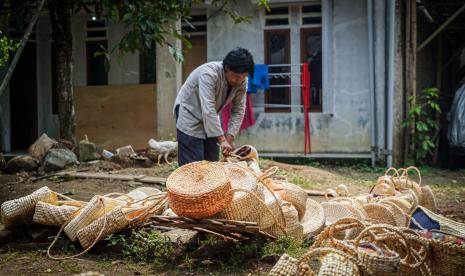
[221,94,256,133]
[247,64,269,93]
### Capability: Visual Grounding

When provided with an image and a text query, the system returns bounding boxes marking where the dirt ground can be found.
[0,159,464,275]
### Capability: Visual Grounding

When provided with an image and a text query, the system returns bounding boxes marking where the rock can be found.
[42,148,78,172]
[0,152,6,171]
[28,133,58,161]
[161,229,198,244]
[5,155,38,174]
[76,140,99,162]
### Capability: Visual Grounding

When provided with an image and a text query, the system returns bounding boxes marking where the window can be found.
[86,20,108,86]
[301,4,322,111]
[140,41,156,84]
[265,7,289,26]
[264,29,291,112]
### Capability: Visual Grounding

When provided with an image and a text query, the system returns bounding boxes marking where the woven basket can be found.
[410,206,465,238]
[33,201,84,226]
[213,164,262,220]
[297,247,366,276]
[420,185,436,212]
[381,201,408,227]
[301,198,325,238]
[363,203,397,226]
[166,161,233,219]
[380,197,412,214]
[229,145,259,161]
[242,182,285,230]
[64,195,124,241]
[50,195,168,259]
[1,186,58,228]
[269,254,298,276]
[281,182,308,221]
[321,202,355,225]
[264,201,303,240]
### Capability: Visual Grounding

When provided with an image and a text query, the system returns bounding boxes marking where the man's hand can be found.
[217,135,233,156]
[225,134,235,148]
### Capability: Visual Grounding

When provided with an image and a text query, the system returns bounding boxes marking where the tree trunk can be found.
[48,0,75,143]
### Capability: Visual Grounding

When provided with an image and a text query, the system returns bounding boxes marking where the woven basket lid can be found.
[301,198,326,238]
[167,161,229,197]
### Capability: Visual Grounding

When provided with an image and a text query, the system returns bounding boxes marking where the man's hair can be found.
[223,47,254,77]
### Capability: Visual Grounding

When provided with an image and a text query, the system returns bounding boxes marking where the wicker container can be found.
[301,198,326,238]
[269,254,298,276]
[1,186,58,228]
[33,201,82,226]
[281,182,308,221]
[321,202,355,225]
[420,185,436,212]
[242,183,285,230]
[264,201,303,240]
[410,206,465,237]
[64,195,124,241]
[166,161,233,219]
[363,203,397,226]
[213,164,262,220]
[297,247,364,276]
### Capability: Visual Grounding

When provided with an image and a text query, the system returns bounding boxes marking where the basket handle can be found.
[400,166,422,186]
[258,166,279,181]
[384,167,400,177]
[324,188,338,201]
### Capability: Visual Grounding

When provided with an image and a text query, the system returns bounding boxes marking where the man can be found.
[173,47,254,166]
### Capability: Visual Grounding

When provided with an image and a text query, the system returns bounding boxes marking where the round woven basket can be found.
[33,201,81,226]
[213,164,262,220]
[321,202,355,225]
[166,161,233,219]
[264,201,303,240]
[363,203,397,226]
[1,186,58,228]
[381,201,408,227]
[301,198,326,238]
[380,197,412,214]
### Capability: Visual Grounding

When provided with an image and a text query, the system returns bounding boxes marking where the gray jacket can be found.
[173,61,247,139]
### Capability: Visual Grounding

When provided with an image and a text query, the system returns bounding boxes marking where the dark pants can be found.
[175,106,219,166]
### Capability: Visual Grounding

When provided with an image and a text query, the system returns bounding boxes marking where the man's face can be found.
[225,67,248,87]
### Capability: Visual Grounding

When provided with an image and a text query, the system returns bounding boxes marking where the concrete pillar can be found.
[155,20,182,139]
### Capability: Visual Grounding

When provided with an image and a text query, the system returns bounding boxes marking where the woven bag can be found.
[166,161,233,219]
[297,247,367,276]
[243,181,285,230]
[380,197,412,214]
[420,185,436,212]
[409,206,465,238]
[269,253,298,276]
[77,194,168,249]
[321,202,355,225]
[1,186,60,228]
[228,145,259,161]
[264,201,303,240]
[280,181,308,221]
[33,200,86,226]
[363,203,397,225]
[213,164,263,220]
[64,195,124,241]
[301,198,326,238]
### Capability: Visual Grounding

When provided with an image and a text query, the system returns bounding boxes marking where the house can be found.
[1,0,464,167]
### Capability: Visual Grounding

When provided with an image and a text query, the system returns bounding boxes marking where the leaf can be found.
[168,45,184,63]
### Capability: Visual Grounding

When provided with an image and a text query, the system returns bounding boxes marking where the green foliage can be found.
[96,0,268,66]
[0,33,19,66]
[261,236,308,258]
[404,87,441,164]
[106,230,182,268]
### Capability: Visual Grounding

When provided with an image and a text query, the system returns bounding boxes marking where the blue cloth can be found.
[247,64,269,93]
[409,207,441,231]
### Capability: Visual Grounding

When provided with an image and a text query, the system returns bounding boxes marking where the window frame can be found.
[264,28,291,113]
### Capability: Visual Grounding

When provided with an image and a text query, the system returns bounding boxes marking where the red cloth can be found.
[221,94,256,134]
[301,63,312,155]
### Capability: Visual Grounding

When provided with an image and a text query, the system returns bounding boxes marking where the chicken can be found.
[148,138,178,165]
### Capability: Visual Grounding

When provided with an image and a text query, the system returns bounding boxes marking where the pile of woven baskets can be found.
[0,186,168,259]
[165,145,326,240]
